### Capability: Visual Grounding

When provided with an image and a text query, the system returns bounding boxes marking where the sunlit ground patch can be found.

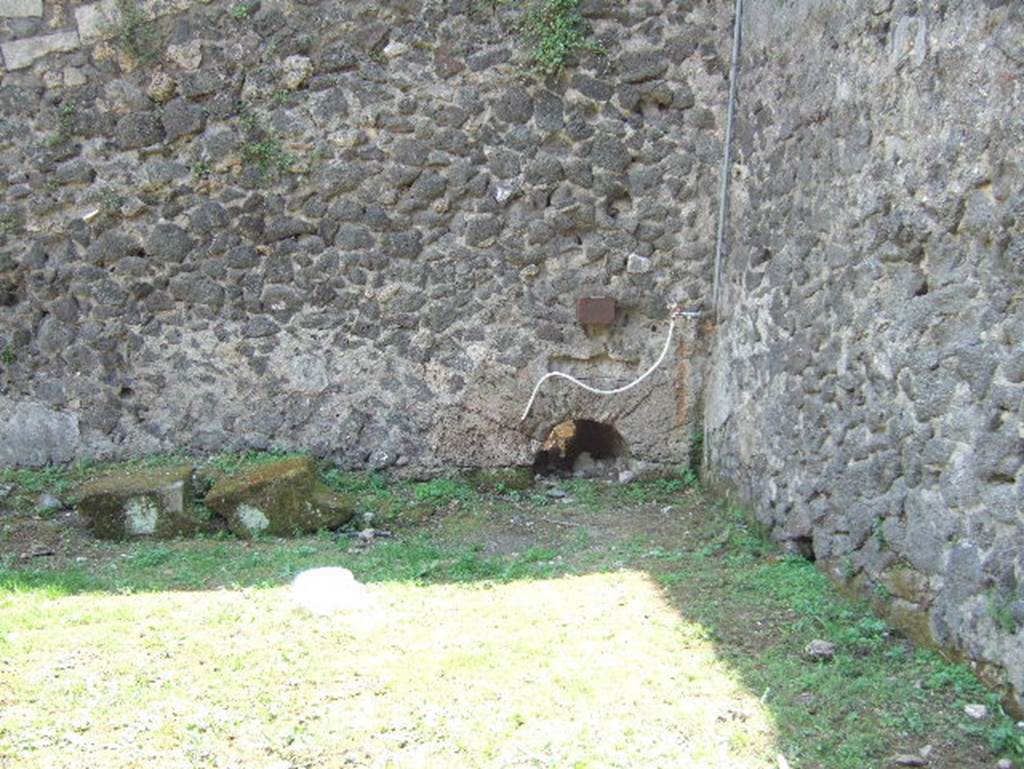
[1,571,779,768]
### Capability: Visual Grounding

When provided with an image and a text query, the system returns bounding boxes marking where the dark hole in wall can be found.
[607,190,633,220]
[533,419,626,476]
[788,536,816,562]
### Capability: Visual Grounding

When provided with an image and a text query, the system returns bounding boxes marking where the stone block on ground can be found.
[77,463,207,540]
[205,455,355,538]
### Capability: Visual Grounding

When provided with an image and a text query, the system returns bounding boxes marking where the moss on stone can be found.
[77,463,206,540]
[205,455,355,538]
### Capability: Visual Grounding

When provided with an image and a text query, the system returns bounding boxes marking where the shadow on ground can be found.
[1,483,1019,769]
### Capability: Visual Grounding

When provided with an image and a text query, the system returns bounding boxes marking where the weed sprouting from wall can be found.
[237,102,295,178]
[474,0,603,75]
[520,0,603,75]
[112,0,160,64]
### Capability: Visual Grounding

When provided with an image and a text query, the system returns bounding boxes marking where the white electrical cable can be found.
[520,310,701,422]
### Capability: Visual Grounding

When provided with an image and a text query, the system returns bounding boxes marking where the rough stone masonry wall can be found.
[705,0,1024,712]
[0,0,731,472]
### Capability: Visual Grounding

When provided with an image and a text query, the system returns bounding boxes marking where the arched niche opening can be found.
[533,419,627,477]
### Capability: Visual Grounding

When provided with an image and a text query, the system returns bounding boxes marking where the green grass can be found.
[201,449,303,479]
[0,533,565,598]
[0,571,777,767]
[0,453,479,526]
[0,464,1021,769]
[616,469,699,503]
[0,459,101,507]
[412,478,476,507]
[644,529,1024,768]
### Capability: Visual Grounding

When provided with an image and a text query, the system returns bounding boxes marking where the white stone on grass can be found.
[803,639,837,661]
[292,567,373,615]
[964,703,988,720]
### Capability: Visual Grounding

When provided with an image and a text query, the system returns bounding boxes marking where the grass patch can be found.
[0,463,1020,768]
[645,510,1023,769]
[0,569,777,768]
[200,449,304,481]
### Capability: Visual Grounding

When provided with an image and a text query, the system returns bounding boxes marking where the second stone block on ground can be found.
[205,455,355,538]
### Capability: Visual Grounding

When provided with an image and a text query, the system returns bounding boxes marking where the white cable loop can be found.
[520,311,699,422]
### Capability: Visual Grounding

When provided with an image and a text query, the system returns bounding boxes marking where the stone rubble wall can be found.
[0,0,732,471]
[705,0,1023,713]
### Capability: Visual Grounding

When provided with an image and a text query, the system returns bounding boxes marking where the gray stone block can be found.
[1,30,79,70]
[0,398,79,467]
[77,464,209,540]
[0,0,42,18]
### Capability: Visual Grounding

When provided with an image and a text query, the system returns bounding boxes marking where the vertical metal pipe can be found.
[705,0,744,474]
[711,0,744,324]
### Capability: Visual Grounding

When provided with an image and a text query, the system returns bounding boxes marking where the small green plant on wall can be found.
[521,0,602,75]
[238,103,295,178]
[112,0,160,64]
[475,0,602,76]
[191,159,212,179]
[55,100,77,144]
[231,2,256,21]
